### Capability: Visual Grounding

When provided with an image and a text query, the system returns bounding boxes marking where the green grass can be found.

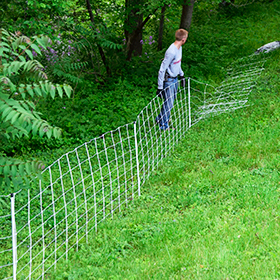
[47,49,280,279]
[1,1,280,279]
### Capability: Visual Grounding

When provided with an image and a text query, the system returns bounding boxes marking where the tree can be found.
[124,0,144,60]
[180,0,195,31]
[124,0,159,60]
[0,29,72,191]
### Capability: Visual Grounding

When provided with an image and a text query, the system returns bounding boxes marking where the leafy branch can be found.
[0,28,72,192]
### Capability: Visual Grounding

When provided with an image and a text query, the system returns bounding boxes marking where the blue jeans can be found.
[156,77,178,130]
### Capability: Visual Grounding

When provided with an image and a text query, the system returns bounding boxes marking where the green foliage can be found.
[0,0,74,35]
[0,157,44,189]
[7,0,278,161]
[0,29,72,192]
[48,48,280,280]
[63,23,123,65]
[0,1,279,278]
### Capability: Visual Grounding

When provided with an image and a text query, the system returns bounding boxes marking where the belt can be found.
[165,72,177,80]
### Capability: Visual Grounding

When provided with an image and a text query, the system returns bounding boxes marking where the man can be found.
[156,29,188,131]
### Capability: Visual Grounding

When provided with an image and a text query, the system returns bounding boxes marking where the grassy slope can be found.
[1,2,279,279]
[50,31,280,280]
[13,1,276,279]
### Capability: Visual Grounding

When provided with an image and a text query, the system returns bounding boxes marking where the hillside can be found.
[1,1,280,279]
[49,25,280,280]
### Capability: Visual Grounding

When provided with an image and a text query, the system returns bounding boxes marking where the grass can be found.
[47,49,280,279]
[1,1,280,279]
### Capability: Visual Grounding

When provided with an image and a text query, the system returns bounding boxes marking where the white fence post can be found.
[134,121,141,196]
[10,193,17,280]
[188,77,191,128]
[204,84,207,110]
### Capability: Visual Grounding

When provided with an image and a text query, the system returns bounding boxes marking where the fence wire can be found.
[0,53,266,279]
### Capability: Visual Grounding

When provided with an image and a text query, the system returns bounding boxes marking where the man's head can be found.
[175,29,188,45]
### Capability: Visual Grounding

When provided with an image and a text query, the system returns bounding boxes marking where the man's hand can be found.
[179,75,186,88]
[157,89,163,98]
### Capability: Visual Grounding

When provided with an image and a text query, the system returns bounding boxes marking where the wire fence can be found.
[0,54,266,279]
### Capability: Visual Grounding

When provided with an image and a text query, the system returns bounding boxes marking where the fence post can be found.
[204,84,207,109]
[134,121,141,196]
[11,193,17,280]
[188,77,191,128]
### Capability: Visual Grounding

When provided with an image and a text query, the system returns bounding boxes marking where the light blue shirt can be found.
[158,43,184,89]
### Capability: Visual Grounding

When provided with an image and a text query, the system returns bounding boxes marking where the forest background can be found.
[0,0,278,192]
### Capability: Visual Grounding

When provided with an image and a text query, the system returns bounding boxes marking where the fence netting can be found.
[0,53,266,279]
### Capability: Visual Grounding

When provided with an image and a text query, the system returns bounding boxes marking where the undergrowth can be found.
[2,1,279,167]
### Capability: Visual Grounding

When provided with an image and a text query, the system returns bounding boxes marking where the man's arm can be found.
[178,47,185,87]
[179,67,184,77]
[158,51,174,89]
[179,67,185,88]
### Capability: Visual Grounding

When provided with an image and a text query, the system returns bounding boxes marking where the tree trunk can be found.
[157,5,166,51]
[125,17,143,59]
[125,0,143,60]
[179,0,195,31]
[85,0,111,76]
[124,0,158,61]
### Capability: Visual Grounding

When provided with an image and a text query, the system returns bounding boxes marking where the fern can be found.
[63,61,88,71]
[59,22,123,53]
[52,68,84,84]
